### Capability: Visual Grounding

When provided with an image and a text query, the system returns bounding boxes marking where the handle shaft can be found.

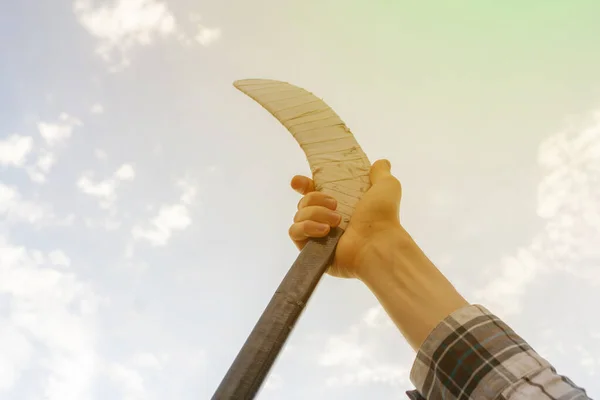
[212,227,343,399]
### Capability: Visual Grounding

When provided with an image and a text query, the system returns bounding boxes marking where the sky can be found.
[1,0,599,399]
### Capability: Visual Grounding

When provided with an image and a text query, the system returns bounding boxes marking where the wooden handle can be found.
[212,227,344,399]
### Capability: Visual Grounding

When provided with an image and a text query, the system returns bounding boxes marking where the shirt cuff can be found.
[408,304,551,399]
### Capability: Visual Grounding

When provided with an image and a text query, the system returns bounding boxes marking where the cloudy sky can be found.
[1,1,599,399]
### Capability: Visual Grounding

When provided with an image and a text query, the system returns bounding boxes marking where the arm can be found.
[357,228,468,351]
[289,160,590,399]
[359,230,589,400]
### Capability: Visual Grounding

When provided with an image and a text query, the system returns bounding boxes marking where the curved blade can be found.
[234,79,371,229]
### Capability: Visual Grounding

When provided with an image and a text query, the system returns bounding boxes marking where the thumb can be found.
[369,159,392,184]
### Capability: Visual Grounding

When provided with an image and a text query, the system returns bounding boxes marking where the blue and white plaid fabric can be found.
[406,305,590,399]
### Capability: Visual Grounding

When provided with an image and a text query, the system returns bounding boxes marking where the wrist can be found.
[353,226,414,278]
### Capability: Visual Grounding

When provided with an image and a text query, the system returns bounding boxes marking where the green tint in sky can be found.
[278,0,600,175]
[3,0,600,398]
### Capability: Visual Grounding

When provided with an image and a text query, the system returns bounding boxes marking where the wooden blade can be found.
[233,79,371,229]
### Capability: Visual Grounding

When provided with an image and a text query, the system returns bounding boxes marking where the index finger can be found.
[290,175,315,195]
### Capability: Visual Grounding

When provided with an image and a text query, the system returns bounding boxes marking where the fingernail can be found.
[325,197,337,209]
[315,223,329,233]
[329,212,342,225]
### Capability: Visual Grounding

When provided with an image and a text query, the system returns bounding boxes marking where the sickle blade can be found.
[233,79,372,229]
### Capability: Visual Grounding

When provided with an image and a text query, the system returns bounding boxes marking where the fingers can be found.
[290,175,315,195]
[289,187,341,244]
[369,159,392,184]
[371,159,401,195]
[289,220,331,242]
[294,205,342,226]
[297,191,337,210]
[290,202,342,242]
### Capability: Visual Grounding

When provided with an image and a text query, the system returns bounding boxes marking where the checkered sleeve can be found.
[405,305,590,400]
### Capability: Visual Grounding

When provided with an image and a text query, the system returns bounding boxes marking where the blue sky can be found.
[1,0,599,399]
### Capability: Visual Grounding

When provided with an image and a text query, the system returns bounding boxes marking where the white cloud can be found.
[77,163,136,209]
[132,179,197,246]
[74,0,176,69]
[536,111,600,285]
[362,305,393,328]
[0,236,101,398]
[264,372,283,391]
[106,363,146,400]
[175,15,221,47]
[131,352,161,370]
[90,103,104,114]
[325,364,408,388]
[48,250,71,267]
[0,324,34,391]
[575,345,599,376]
[38,113,81,147]
[23,113,82,183]
[27,150,56,183]
[195,25,221,46]
[0,135,33,167]
[132,204,191,246]
[36,149,56,173]
[26,149,57,184]
[94,149,108,160]
[27,170,46,184]
[116,164,135,181]
[475,108,600,315]
[104,349,207,399]
[474,245,543,315]
[77,174,118,209]
[316,307,409,388]
[84,217,122,231]
[177,178,196,205]
[319,326,366,368]
[0,183,72,226]
[74,0,221,69]
[0,182,48,224]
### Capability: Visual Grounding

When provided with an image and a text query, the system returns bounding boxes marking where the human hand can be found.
[289,159,405,278]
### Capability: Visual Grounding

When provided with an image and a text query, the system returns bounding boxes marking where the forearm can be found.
[356,228,468,351]
[356,228,589,400]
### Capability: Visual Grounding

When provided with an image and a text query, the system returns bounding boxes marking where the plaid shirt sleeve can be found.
[405,305,590,400]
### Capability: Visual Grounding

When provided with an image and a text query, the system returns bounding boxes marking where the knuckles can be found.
[293,206,329,223]
[297,192,330,210]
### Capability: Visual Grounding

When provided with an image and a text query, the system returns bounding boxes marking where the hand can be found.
[289,159,404,278]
